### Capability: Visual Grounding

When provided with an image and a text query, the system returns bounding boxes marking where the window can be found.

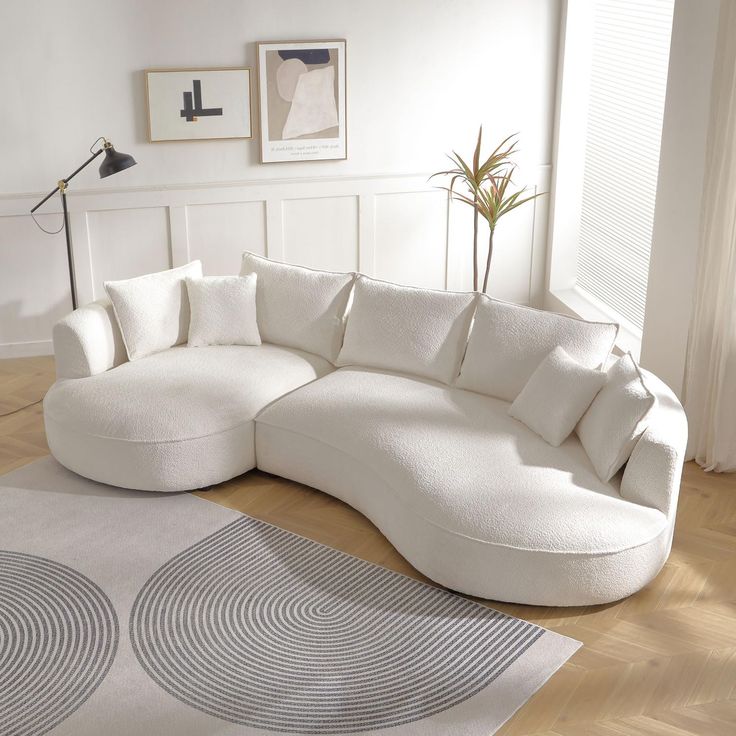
[548,0,675,345]
[577,0,674,330]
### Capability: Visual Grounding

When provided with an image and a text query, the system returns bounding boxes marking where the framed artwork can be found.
[145,68,252,142]
[257,40,347,163]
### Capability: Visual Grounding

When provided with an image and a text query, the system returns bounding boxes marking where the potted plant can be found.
[432,127,544,292]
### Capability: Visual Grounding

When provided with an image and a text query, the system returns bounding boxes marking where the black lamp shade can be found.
[98,146,137,178]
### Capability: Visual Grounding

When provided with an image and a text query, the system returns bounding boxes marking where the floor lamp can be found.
[30,137,137,310]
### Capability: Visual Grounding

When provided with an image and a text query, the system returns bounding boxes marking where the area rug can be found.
[0,457,581,736]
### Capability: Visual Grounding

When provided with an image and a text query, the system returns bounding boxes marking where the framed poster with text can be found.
[257,40,346,162]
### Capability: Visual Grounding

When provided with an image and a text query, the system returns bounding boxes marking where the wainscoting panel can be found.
[0,170,549,356]
[374,190,448,289]
[186,201,267,276]
[282,196,359,272]
[87,207,171,300]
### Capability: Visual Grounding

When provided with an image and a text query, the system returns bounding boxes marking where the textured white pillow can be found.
[456,295,618,401]
[508,346,606,447]
[104,261,202,361]
[336,275,477,384]
[576,352,656,481]
[186,275,261,347]
[240,252,354,362]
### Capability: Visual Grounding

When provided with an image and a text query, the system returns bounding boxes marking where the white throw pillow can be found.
[240,252,354,362]
[576,352,656,482]
[104,261,202,361]
[185,274,261,347]
[508,346,606,447]
[336,275,477,384]
[456,295,618,402]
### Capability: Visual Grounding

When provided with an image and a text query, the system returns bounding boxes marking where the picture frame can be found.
[145,68,253,142]
[257,40,347,163]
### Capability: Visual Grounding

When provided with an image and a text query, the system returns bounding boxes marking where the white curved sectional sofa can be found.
[44,254,688,606]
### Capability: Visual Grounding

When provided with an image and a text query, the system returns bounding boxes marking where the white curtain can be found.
[683,0,736,472]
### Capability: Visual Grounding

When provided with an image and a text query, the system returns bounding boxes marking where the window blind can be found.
[576,0,674,330]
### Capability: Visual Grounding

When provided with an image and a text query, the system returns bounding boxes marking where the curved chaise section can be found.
[255,367,686,606]
[44,343,333,491]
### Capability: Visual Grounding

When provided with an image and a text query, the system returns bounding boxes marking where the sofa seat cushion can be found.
[45,344,331,442]
[256,367,667,557]
[44,344,332,491]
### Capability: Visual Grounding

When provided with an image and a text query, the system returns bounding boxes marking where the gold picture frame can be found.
[145,67,253,142]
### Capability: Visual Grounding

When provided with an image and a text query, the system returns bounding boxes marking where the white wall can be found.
[0,0,561,356]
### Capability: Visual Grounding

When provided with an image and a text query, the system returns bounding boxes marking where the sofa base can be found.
[255,421,671,607]
[44,414,255,492]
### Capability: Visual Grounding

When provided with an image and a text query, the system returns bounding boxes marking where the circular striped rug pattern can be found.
[0,551,119,736]
[131,516,543,734]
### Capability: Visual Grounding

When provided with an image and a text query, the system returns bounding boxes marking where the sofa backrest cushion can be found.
[336,275,477,384]
[576,352,656,482]
[456,295,618,402]
[104,260,202,361]
[240,252,354,363]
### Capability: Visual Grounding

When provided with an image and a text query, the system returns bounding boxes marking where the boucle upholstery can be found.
[576,353,657,482]
[457,295,618,401]
[105,261,202,361]
[45,277,687,605]
[620,369,687,518]
[255,367,682,605]
[44,344,332,491]
[336,276,477,384]
[52,298,127,379]
[508,346,606,446]
[256,368,665,552]
[186,274,261,347]
[255,423,672,606]
[240,252,354,362]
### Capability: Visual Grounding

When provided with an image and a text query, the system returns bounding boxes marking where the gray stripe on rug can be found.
[0,551,118,736]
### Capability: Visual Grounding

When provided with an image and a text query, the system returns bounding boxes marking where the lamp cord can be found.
[0,397,43,418]
[89,136,106,154]
[30,207,64,235]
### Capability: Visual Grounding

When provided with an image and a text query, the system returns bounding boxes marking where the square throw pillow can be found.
[186,274,260,347]
[240,252,354,362]
[576,352,656,482]
[508,346,606,446]
[104,260,202,361]
[336,275,477,384]
[456,295,618,402]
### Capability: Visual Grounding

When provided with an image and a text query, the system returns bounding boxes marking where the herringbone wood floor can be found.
[1,355,735,735]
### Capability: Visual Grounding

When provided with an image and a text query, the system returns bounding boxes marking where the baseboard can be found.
[0,340,53,359]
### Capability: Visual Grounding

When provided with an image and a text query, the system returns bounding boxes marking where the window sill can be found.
[547,287,642,361]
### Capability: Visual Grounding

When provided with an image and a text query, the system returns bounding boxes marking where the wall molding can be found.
[0,171,441,210]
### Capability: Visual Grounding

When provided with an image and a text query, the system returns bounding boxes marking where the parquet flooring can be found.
[1,355,734,735]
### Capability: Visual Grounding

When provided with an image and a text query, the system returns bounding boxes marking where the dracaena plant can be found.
[432,127,544,292]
